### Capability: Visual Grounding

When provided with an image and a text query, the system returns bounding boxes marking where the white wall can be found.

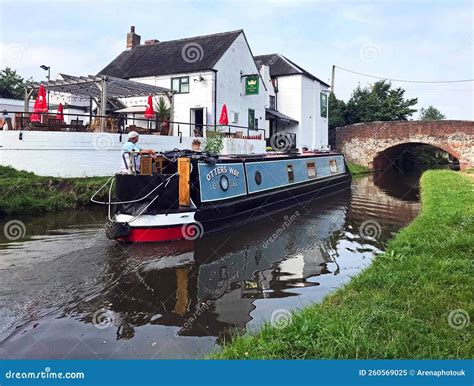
[274,75,301,144]
[271,74,329,150]
[129,71,215,136]
[0,131,265,177]
[214,33,267,137]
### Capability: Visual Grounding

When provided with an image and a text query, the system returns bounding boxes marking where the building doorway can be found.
[190,108,204,137]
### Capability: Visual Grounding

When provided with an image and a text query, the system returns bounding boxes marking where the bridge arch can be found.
[335,120,473,171]
[372,141,460,170]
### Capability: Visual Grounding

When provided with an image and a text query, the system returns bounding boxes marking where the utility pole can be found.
[331,65,335,94]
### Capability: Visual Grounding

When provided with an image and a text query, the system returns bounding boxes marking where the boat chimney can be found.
[126,26,141,50]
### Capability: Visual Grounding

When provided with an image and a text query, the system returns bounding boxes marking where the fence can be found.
[3,111,266,140]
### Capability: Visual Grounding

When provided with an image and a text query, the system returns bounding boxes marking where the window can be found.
[320,92,328,118]
[248,109,255,129]
[287,164,294,183]
[231,111,239,124]
[269,95,276,110]
[171,77,189,93]
[307,162,317,178]
[329,160,338,174]
[255,170,262,185]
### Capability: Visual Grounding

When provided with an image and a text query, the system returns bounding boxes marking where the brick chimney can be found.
[126,26,141,50]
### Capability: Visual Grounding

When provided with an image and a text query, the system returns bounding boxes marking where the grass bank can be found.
[0,166,110,216]
[213,170,473,359]
[347,162,371,175]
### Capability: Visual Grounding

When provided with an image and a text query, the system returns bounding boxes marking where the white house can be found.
[100,27,268,139]
[255,54,330,150]
[100,27,330,150]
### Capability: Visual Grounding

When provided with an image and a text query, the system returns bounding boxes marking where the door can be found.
[190,108,204,137]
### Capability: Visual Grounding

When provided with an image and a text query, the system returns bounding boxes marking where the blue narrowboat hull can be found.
[108,152,352,242]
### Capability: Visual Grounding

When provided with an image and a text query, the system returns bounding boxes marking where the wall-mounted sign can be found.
[245,76,259,95]
[320,92,328,118]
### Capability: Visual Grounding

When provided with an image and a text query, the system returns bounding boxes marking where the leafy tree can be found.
[328,92,346,147]
[0,67,25,99]
[329,81,418,134]
[419,105,445,121]
[344,81,418,124]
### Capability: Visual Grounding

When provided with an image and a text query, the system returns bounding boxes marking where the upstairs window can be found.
[269,95,276,110]
[171,77,189,93]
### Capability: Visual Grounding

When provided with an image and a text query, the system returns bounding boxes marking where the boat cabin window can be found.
[329,160,338,174]
[255,170,262,185]
[287,164,294,182]
[307,162,317,178]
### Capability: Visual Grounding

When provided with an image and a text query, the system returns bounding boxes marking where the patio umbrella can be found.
[56,103,64,121]
[30,84,48,123]
[219,104,229,125]
[144,95,154,119]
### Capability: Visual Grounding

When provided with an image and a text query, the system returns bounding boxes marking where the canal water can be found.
[0,171,421,359]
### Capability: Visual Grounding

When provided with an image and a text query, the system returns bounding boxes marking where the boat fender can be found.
[105,221,130,240]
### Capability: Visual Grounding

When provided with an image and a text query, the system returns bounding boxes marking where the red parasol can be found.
[56,103,64,121]
[218,104,228,125]
[30,84,48,122]
[144,95,154,119]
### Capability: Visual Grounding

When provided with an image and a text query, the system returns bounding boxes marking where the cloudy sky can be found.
[1,0,473,119]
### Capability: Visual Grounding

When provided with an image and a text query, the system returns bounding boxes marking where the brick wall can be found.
[335,120,474,171]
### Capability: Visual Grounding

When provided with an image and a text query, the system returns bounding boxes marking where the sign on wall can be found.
[320,92,328,118]
[245,76,259,95]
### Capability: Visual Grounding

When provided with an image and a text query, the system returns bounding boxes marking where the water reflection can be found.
[0,173,420,359]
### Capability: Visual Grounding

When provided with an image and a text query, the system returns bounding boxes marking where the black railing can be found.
[1,111,266,140]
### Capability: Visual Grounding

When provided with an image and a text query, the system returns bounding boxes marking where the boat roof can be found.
[218,151,343,162]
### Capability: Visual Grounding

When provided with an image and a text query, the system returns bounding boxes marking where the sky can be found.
[1,0,473,119]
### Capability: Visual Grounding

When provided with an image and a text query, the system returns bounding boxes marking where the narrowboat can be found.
[92,150,352,243]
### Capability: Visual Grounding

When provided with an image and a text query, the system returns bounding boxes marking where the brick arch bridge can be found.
[335,120,474,171]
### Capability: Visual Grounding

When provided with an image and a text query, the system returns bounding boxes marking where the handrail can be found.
[5,110,267,136]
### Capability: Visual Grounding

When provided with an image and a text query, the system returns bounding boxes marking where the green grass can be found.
[0,166,110,216]
[212,170,473,359]
[347,162,371,175]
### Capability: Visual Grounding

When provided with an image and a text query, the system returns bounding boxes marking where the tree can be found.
[328,92,346,147]
[328,81,418,144]
[344,80,418,124]
[419,105,445,121]
[0,67,25,99]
